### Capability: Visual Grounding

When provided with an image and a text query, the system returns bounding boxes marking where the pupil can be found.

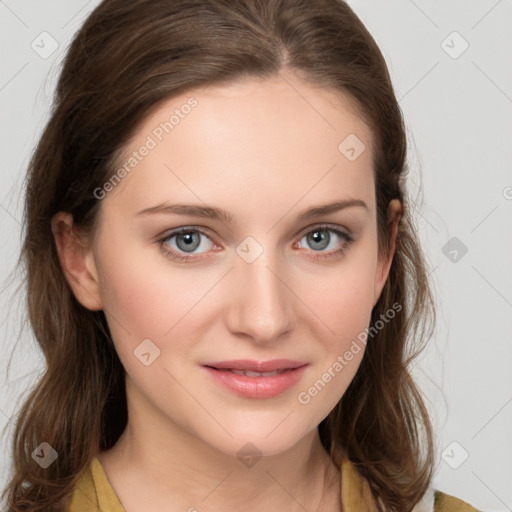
[308,230,329,250]
[178,231,199,252]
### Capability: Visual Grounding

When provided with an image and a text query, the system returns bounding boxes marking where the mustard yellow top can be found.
[67,455,481,511]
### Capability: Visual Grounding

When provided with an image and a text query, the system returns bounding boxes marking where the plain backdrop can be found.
[1,1,511,510]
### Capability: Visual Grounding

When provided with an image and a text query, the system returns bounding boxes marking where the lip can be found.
[201,360,309,399]
[202,359,307,372]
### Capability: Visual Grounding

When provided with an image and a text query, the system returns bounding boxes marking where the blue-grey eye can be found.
[301,228,343,252]
[306,229,330,250]
[163,229,213,254]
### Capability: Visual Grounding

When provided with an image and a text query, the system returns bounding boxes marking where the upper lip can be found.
[202,359,308,372]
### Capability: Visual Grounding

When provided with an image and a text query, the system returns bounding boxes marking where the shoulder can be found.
[413,487,480,512]
[433,490,481,512]
[340,453,481,512]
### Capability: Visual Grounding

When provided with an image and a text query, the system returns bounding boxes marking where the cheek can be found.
[297,249,377,341]
[292,244,377,401]
[97,229,208,330]
[294,277,374,418]
[94,234,230,381]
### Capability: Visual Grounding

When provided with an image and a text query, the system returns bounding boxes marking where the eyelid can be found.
[295,222,352,239]
[156,225,215,242]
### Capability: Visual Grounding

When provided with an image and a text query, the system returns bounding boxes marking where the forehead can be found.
[101,71,375,220]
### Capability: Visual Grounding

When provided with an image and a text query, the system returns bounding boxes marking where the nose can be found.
[225,248,295,346]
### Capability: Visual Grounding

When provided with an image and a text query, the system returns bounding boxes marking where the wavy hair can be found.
[2,0,436,510]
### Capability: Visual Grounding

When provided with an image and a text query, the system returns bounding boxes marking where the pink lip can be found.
[201,361,309,399]
[202,359,307,372]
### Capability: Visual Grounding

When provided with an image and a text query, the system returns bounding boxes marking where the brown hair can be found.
[3,0,436,510]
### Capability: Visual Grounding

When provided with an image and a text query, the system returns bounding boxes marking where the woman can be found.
[2,0,480,510]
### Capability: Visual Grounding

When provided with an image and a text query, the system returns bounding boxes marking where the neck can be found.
[98,377,342,511]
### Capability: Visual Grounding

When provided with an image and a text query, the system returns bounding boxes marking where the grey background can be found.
[1,1,511,510]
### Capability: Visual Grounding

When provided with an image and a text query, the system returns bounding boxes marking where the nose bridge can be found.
[228,239,294,343]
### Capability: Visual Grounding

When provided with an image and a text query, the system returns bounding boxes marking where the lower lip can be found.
[202,365,309,399]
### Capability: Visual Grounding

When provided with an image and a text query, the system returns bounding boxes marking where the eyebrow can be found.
[135,198,368,224]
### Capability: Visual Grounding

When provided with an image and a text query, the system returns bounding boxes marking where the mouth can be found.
[200,360,309,399]
[202,359,308,373]
[207,367,294,377]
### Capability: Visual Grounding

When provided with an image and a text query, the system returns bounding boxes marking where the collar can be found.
[340,454,435,512]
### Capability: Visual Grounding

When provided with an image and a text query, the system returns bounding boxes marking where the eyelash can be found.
[157,224,355,263]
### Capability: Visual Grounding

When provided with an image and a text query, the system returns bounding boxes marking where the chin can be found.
[197,421,314,461]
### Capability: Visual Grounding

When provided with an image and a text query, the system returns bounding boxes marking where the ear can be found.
[51,211,103,311]
[373,199,402,307]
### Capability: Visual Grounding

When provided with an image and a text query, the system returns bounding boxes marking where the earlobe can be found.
[51,212,103,311]
[373,199,402,307]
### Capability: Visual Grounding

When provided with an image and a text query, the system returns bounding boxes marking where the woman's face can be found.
[64,70,399,458]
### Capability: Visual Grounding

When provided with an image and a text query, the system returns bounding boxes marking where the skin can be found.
[52,68,402,511]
